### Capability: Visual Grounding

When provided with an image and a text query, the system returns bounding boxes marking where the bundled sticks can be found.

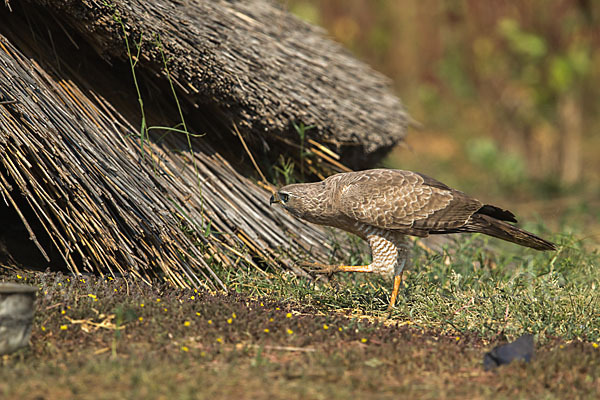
[0,0,405,288]
[0,35,337,288]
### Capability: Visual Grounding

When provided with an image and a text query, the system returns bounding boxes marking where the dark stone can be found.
[483,334,534,371]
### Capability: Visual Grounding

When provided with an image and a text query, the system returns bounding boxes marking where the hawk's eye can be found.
[279,193,289,203]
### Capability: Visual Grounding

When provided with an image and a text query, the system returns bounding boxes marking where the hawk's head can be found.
[270,182,330,224]
[270,184,306,213]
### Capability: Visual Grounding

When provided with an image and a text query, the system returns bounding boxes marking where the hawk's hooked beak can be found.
[270,192,281,206]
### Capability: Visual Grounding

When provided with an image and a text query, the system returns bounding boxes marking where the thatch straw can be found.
[21,0,408,168]
[0,34,338,288]
[0,0,408,289]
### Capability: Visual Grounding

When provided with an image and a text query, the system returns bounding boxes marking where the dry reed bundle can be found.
[0,34,337,288]
[24,0,408,168]
[0,0,407,288]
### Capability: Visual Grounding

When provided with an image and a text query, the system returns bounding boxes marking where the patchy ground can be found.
[1,269,599,399]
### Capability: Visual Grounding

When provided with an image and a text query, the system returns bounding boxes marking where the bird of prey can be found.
[270,169,556,311]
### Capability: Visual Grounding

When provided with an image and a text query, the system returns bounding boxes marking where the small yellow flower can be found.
[200,351,206,357]
[194,289,198,293]
[17,275,22,279]
[164,308,168,312]
[181,346,189,352]
[287,329,293,335]
[323,324,329,330]
[156,298,161,302]
[60,325,68,330]
[593,343,599,349]
[260,302,264,307]
[58,283,62,286]
[208,320,213,325]
[108,276,114,281]
[67,278,70,282]
[138,317,143,322]
[232,313,237,319]
[196,312,201,316]
[227,318,233,324]
[264,328,270,333]
[80,279,85,283]
[361,338,367,343]
[140,303,144,308]
[184,321,191,327]
[216,337,223,343]
[286,313,292,318]
[269,318,274,322]
[88,294,97,299]
[276,307,280,310]
[455,336,460,341]
[61,310,66,315]
[338,327,343,332]
[559,345,564,349]
[41,326,46,331]
[114,289,117,292]
[190,296,195,300]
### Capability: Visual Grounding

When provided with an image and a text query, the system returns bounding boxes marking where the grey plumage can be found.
[271,168,556,311]
[271,169,556,251]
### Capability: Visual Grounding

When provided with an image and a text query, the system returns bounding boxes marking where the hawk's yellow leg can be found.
[303,261,404,317]
[335,265,374,272]
[387,273,403,315]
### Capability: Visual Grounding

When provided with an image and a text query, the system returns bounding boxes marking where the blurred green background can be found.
[285,0,600,245]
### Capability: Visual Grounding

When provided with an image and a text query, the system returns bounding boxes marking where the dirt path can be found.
[0,270,598,399]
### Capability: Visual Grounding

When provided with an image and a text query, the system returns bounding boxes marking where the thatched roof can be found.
[0,0,408,288]
[27,0,408,167]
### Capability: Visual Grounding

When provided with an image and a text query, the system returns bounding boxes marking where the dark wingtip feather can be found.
[477,205,518,223]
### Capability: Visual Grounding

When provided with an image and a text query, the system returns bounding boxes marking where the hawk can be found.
[270,169,556,311]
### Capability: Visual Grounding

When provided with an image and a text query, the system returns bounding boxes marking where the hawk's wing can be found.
[337,169,483,235]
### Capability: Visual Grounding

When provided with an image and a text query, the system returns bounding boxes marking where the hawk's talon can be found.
[299,261,340,275]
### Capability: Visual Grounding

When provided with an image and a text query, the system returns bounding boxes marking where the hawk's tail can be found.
[464,213,557,251]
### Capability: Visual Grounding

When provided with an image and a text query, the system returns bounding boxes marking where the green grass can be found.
[223,229,599,343]
[1,227,599,398]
